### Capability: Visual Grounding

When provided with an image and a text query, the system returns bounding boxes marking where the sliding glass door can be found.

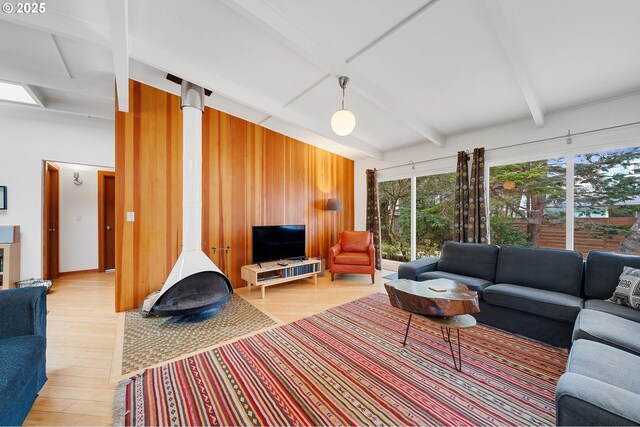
[378,178,411,262]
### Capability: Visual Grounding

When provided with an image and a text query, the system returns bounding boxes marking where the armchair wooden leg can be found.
[371,273,375,284]
[331,273,334,281]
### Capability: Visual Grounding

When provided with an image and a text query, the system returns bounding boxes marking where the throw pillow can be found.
[607,266,640,309]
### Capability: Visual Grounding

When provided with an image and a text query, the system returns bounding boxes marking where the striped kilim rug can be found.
[115,293,567,426]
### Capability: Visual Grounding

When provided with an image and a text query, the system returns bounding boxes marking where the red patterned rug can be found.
[114,293,567,426]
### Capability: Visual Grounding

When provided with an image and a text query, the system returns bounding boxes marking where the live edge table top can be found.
[384,278,480,318]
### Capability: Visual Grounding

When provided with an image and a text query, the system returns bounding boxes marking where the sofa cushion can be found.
[0,335,46,408]
[583,299,640,323]
[606,266,640,309]
[585,251,640,299]
[573,309,640,356]
[335,252,370,265]
[567,339,640,394]
[437,241,499,283]
[416,271,492,293]
[556,339,640,425]
[483,283,582,323]
[341,231,371,253]
[495,246,583,296]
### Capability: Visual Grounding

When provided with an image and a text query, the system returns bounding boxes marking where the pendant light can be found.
[331,76,356,136]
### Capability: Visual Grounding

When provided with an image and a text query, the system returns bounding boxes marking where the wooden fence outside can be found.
[510,216,636,255]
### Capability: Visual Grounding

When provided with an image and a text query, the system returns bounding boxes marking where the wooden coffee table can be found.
[385,278,480,371]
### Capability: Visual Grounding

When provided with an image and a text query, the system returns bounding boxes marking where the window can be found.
[574,147,640,255]
[489,157,566,248]
[378,178,411,261]
[415,173,455,257]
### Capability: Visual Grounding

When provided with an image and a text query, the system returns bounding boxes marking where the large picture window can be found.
[573,147,640,255]
[378,144,640,268]
[489,157,566,248]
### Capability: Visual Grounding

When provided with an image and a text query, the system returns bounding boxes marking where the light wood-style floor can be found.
[23,269,393,425]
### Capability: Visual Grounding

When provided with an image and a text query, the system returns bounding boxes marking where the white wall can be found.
[354,93,640,230]
[58,163,114,273]
[0,107,114,280]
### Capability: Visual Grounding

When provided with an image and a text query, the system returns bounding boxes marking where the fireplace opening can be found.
[151,271,232,317]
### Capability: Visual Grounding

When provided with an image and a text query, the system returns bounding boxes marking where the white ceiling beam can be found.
[130,39,384,160]
[220,0,445,148]
[49,34,72,79]
[107,0,130,112]
[0,64,114,99]
[43,99,114,120]
[483,0,545,127]
[0,98,113,120]
[23,85,45,107]
[0,9,110,48]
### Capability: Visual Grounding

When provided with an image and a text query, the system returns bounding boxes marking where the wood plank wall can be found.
[115,80,354,312]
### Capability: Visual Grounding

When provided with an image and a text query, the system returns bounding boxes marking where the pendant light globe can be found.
[331,108,356,136]
[331,76,356,136]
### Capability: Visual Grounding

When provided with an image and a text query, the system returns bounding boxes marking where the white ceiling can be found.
[1,0,639,160]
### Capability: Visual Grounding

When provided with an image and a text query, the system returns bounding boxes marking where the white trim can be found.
[410,177,416,260]
[565,156,575,250]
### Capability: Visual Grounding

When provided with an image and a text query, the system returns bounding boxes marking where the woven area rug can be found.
[115,293,567,426]
[120,294,277,374]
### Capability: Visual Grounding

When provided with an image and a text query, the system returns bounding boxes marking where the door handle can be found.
[49,228,55,232]
[106,225,112,231]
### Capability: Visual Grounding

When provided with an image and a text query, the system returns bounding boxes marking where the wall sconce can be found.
[73,171,83,185]
[502,181,516,190]
[325,198,341,211]
[0,186,6,210]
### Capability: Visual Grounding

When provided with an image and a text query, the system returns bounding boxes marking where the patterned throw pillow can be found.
[607,266,640,309]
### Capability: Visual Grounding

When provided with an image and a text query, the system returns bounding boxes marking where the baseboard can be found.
[58,268,100,277]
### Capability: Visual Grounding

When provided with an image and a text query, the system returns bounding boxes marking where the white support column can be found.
[565,155,575,250]
[411,176,417,260]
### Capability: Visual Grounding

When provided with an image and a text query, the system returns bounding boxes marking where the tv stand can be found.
[241,258,321,299]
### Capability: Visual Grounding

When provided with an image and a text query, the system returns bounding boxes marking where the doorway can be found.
[43,161,59,280]
[98,171,116,271]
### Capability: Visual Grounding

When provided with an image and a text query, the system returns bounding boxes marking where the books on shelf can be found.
[255,260,318,282]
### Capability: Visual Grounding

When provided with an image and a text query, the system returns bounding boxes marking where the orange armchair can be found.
[329,231,375,284]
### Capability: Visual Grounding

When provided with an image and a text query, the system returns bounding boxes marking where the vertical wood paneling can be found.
[115,81,354,311]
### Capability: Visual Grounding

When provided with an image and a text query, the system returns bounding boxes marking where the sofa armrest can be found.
[398,257,439,280]
[0,287,47,340]
[556,373,640,425]
[329,243,342,268]
[368,243,375,266]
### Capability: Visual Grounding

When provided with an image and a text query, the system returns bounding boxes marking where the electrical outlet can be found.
[126,212,135,222]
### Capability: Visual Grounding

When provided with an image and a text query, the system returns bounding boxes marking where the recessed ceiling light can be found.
[0,80,38,105]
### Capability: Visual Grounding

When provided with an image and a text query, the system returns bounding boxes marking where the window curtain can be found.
[365,169,382,270]
[467,148,488,243]
[454,151,469,242]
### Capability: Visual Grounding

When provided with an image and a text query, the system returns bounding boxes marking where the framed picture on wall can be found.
[0,186,6,210]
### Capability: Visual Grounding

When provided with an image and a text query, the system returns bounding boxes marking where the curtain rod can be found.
[375,120,640,173]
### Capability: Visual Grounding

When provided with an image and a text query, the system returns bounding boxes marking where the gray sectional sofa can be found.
[398,242,640,425]
[398,241,583,347]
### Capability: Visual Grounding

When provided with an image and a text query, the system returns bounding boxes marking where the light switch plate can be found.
[126,211,135,222]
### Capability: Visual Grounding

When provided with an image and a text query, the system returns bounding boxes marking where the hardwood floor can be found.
[24,272,117,426]
[23,269,393,425]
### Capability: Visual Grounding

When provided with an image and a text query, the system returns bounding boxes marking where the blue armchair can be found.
[0,287,47,426]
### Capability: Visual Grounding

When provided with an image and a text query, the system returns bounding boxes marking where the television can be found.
[252,225,306,263]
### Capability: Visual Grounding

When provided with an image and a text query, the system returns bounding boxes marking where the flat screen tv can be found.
[252,225,306,263]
